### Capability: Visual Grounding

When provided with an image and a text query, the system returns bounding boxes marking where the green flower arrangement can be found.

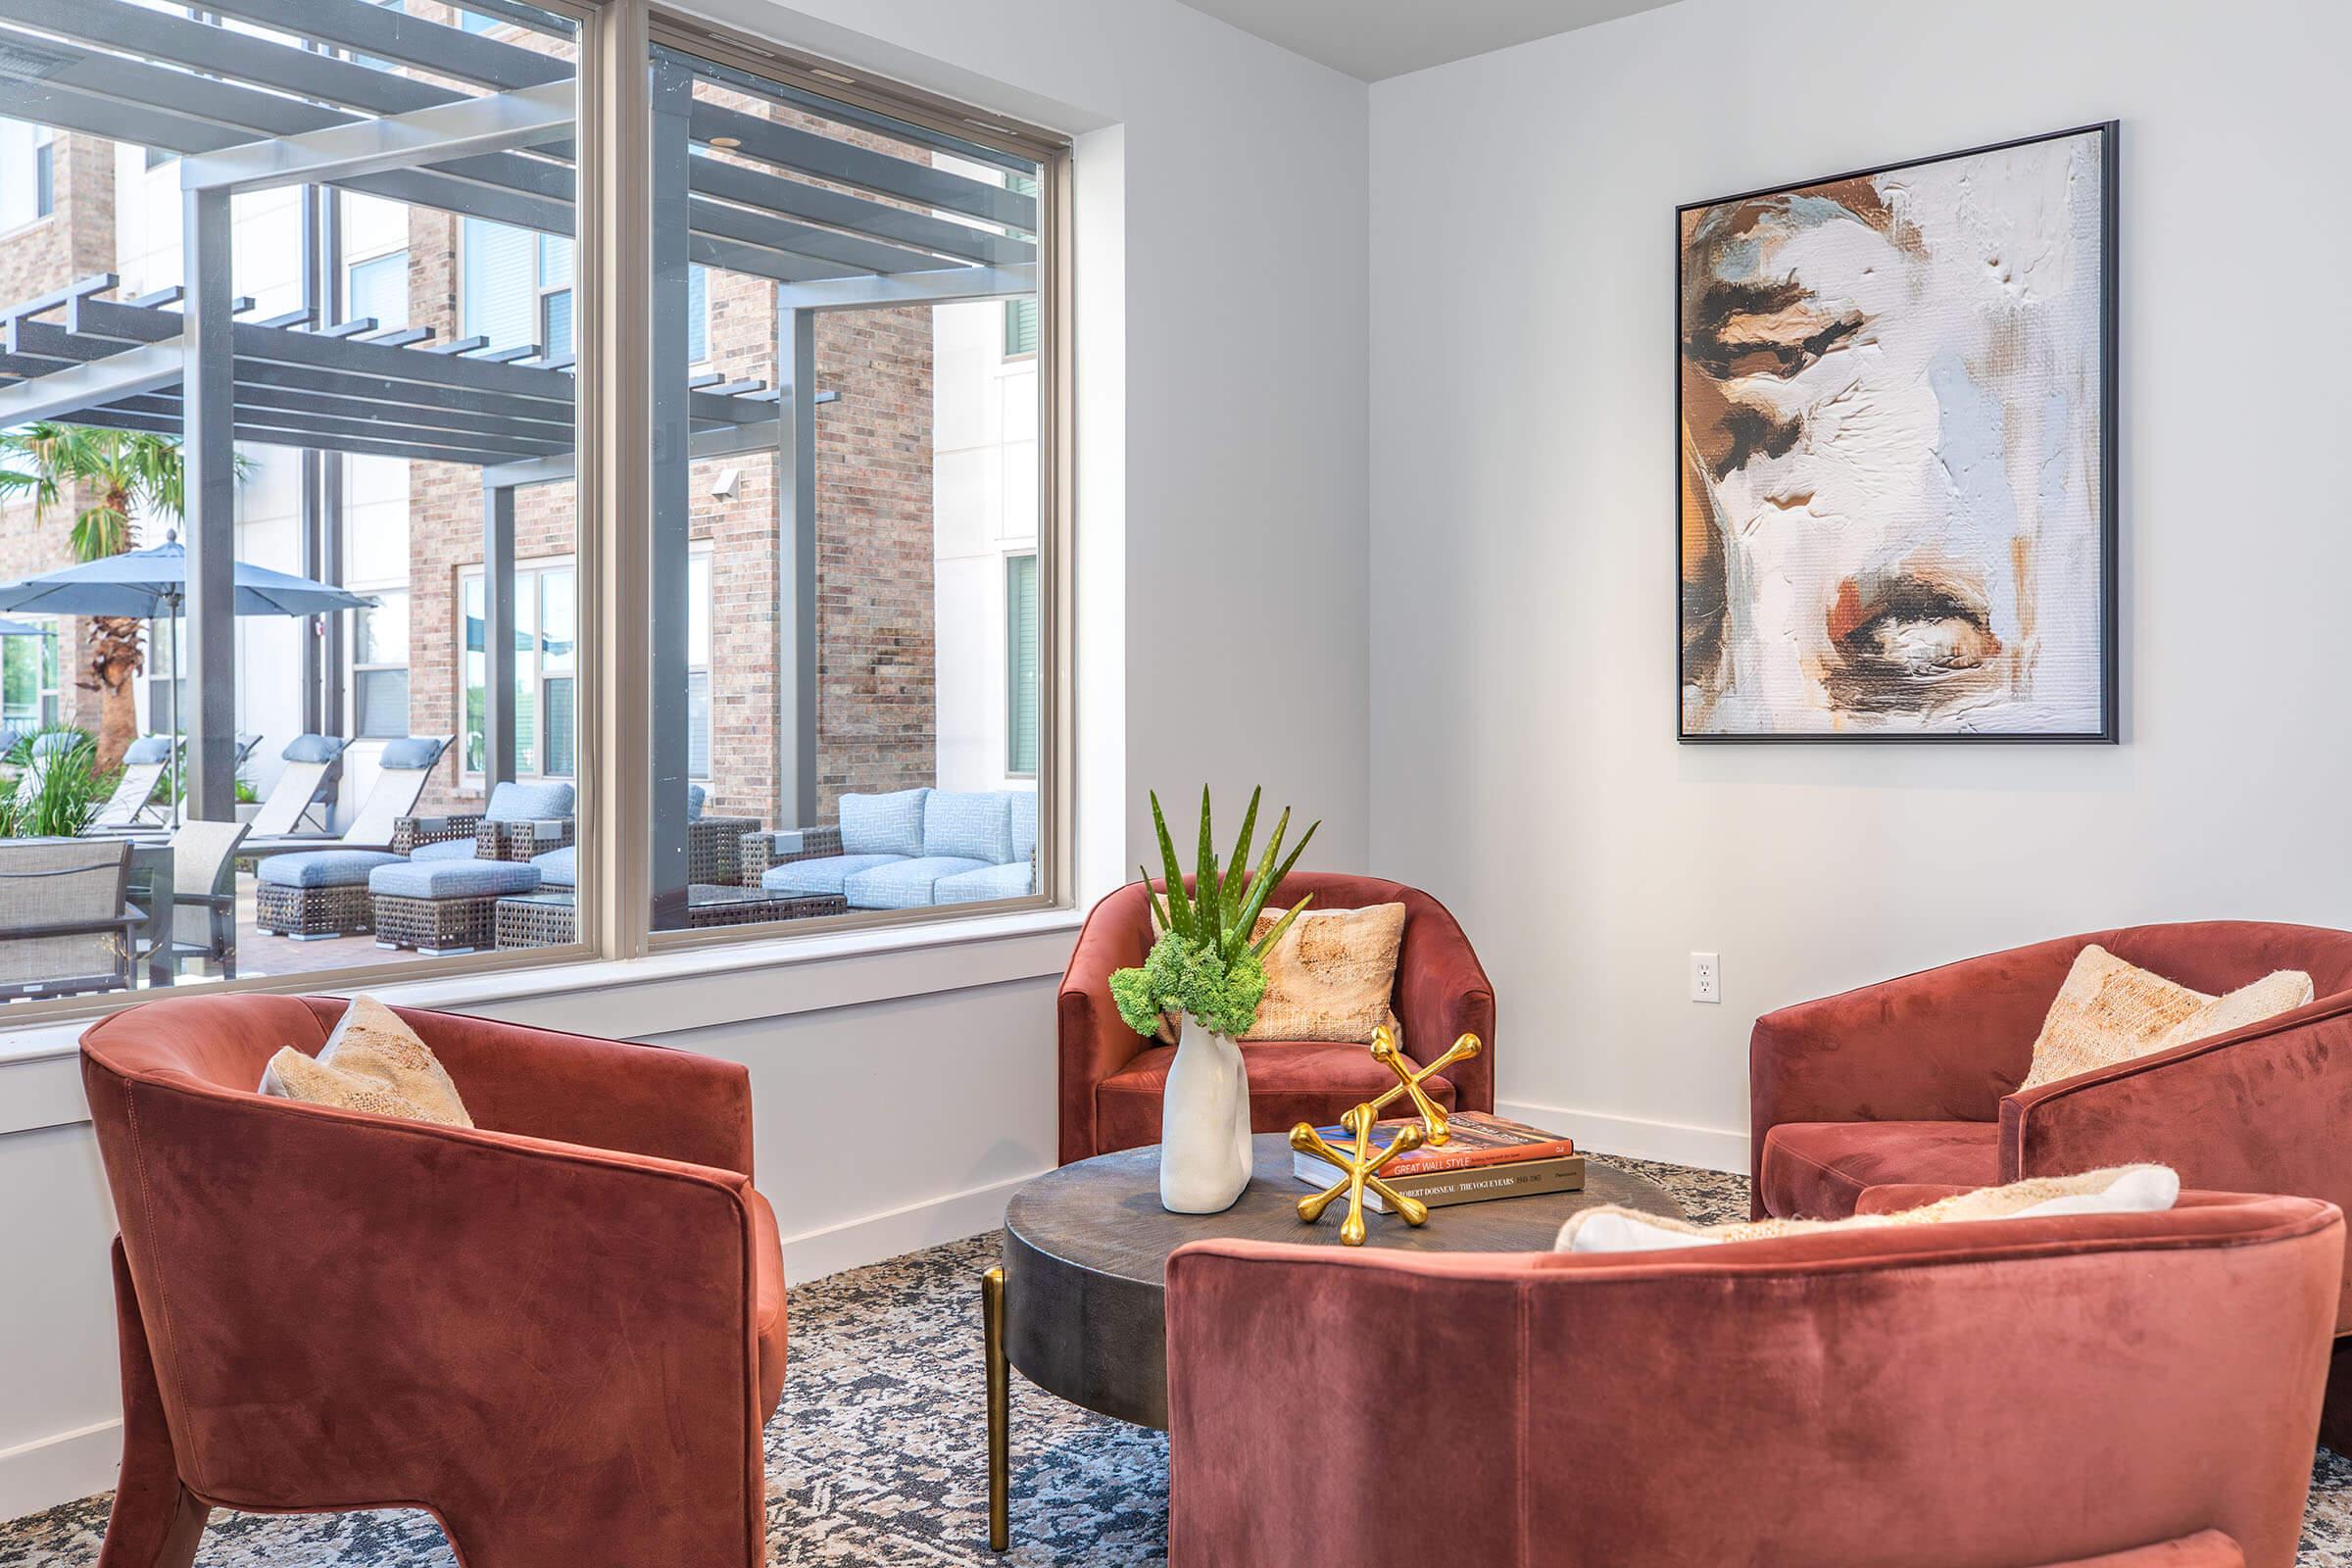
[1109,786,1319,1040]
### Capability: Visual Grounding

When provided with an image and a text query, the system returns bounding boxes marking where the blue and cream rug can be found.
[3,1155,2348,1566]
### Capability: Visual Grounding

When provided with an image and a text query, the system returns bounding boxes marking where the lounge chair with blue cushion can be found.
[82,736,175,832]
[241,735,349,841]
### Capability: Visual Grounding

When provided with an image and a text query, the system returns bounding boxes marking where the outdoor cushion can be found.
[282,734,346,763]
[923,790,1014,863]
[838,788,930,858]
[122,736,173,765]
[28,731,78,757]
[934,860,1034,904]
[407,839,479,863]
[764,853,903,899]
[533,845,576,889]
[255,850,404,889]
[368,858,542,900]
[688,783,706,820]
[843,855,990,910]
[1757,1120,2000,1221]
[482,779,573,823]
[1011,790,1038,864]
[377,736,446,770]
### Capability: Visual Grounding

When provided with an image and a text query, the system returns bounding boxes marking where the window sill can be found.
[0,905,1085,1077]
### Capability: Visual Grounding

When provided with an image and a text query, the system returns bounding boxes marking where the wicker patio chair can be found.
[737,824,846,888]
[0,838,140,1002]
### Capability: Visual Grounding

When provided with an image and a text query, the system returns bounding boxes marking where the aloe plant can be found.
[1108,786,1319,1039]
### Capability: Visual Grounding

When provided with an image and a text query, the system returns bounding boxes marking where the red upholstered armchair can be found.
[1058,873,1494,1163]
[78,994,786,1568]
[1166,1193,2343,1568]
[1750,920,2352,1440]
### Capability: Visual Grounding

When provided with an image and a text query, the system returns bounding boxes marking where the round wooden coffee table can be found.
[979,1133,1682,1549]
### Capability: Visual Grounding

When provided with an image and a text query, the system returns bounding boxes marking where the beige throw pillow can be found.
[1240,902,1407,1044]
[260,995,473,1128]
[1557,1164,2180,1253]
[2019,946,2312,1092]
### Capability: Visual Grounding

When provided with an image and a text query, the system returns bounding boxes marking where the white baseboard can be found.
[0,1419,118,1525]
[1497,1099,1749,1174]
[779,1169,1037,1283]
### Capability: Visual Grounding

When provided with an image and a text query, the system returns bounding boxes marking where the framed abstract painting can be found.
[1677,122,2117,742]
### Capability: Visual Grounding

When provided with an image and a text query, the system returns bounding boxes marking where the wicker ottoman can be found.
[369,857,544,956]
[495,890,576,950]
[254,850,405,939]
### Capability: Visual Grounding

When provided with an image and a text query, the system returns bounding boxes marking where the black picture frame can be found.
[1675,121,2119,745]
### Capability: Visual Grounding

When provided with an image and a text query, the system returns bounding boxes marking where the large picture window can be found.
[0,0,1066,1020]
[641,26,1062,935]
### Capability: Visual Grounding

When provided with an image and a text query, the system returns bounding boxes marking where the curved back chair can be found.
[1058,872,1494,1163]
[1166,1192,2343,1568]
[1747,920,2352,1440]
[80,994,787,1568]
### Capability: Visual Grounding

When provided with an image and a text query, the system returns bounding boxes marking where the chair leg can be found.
[97,1241,209,1568]
[2320,1337,2352,1454]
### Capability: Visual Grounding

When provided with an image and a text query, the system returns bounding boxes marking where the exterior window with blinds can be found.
[347,251,409,332]
[1006,554,1040,776]
[460,219,537,352]
[0,120,51,230]
[351,591,412,738]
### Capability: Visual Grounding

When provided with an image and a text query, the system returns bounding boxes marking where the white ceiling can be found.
[1174,0,1681,81]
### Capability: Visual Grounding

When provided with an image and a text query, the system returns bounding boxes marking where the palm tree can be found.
[0,423,186,772]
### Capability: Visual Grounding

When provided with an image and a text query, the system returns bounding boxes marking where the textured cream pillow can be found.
[1557,1165,2180,1253]
[1240,902,1407,1044]
[2019,946,2313,1092]
[260,995,473,1128]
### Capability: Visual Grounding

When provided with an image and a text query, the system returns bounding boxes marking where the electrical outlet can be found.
[1690,952,1720,1004]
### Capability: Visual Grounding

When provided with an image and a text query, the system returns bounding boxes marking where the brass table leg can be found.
[983,1264,1008,1552]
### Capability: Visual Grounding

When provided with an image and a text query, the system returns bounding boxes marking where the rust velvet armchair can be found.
[1749,919,2352,1442]
[79,994,788,1568]
[1057,872,1494,1163]
[1165,1192,2343,1568]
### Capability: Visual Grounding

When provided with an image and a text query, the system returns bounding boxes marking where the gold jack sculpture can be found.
[1290,1027,1484,1245]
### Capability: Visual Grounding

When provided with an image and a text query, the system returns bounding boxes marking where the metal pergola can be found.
[0,0,1039,916]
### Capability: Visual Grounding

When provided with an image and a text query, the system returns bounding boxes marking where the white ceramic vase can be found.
[1158,1019,1252,1213]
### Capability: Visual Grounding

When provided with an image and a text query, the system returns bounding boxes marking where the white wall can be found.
[1368,0,2352,1166]
[0,0,1371,1520]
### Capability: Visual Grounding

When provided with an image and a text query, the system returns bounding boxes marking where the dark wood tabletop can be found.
[999,1132,1682,1430]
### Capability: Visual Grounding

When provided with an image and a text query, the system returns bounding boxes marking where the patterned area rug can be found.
[6,1154,2350,1566]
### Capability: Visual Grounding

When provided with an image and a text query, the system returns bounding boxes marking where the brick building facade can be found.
[0,130,120,741]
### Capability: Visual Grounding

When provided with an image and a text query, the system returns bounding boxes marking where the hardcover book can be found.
[1354,1154,1588,1214]
[1291,1111,1575,1186]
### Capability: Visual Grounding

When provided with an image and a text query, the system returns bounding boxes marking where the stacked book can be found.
[1293,1112,1582,1213]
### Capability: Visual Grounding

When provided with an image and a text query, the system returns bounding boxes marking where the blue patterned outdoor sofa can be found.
[756,787,1037,910]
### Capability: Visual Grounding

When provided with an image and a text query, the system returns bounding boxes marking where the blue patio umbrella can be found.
[0,533,376,814]
[0,616,44,636]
